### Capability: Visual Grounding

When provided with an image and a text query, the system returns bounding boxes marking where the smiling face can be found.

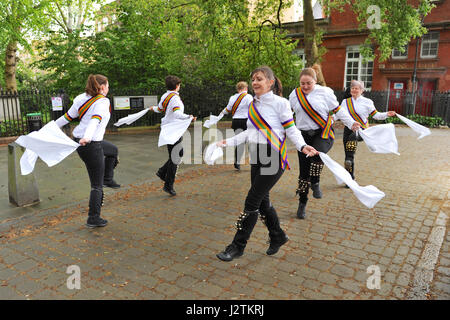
[350,85,363,98]
[300,75,316,94]
[251,71,274,97]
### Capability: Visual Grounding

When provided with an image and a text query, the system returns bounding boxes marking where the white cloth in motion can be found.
[396,114,431,139]
[114,108,150,127]
[358,123,400,155]
[319,152,385,209]
[15,121,80,175]
[203,114,224,128]
[158,117,193,147]
[204,143,224,165]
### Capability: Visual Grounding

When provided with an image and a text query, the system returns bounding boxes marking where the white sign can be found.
[114,97,130,110]
[393,83,404,90]
[51,97,63,111]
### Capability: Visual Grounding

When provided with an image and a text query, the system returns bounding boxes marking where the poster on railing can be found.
[51,96,63,111]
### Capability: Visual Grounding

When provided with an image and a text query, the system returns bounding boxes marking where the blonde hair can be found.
[236,81,248,92]
[299,68,317,82]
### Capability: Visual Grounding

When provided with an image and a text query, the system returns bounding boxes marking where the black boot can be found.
[310,182,322,199]
[310,162,324,199]
[163,185,177,196]
[296,202,307,219]
[260,206,289,255]
[86,216,108,228]
[217,209,259,261]
[104,156,120,189]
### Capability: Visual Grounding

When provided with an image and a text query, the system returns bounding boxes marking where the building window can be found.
[392,45,408,59]
[344,46,373,90]
[293,48,306,67]
[421,32,439,59]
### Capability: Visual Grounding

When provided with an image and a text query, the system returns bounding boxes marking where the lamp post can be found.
[411,15,425,115]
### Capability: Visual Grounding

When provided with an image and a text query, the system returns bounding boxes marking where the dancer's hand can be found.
[302,145,318,157]
[190,115,197,121]
[216,140,226,147]
[79,138,90,146]
[387,111,396,117]
[351,122,361,131]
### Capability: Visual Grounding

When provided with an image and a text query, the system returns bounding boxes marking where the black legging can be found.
[231,118,247,166]
[157,137,183,188]
[297,129,333,203]
[232,143,286,250]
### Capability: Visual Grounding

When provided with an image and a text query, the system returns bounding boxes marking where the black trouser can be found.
[342,126,362,179]
[157,137,183,188]
[232,143,286,250]
[77,142,104,218]
[297,129,334,204]
[101,140,119,184]
[231,118,247,166]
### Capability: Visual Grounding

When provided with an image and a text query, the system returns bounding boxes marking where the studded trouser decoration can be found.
[232,209,259,250]
[345,140,357,153]
[309,162,324,184]
[259,206,286,244]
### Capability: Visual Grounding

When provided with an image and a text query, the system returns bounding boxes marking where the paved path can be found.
[0,125,449,300]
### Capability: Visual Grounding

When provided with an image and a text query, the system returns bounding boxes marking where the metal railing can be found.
[1,86,449,137]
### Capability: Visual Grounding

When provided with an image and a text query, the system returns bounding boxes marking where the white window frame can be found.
[392,45,408,59]
[420,31,439,59]
[343,45,374,90]
[293,48,306,67]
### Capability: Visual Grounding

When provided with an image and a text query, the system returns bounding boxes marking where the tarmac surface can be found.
[0,124,449,300]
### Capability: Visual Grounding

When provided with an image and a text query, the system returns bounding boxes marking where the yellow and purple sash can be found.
[229,93,246,116]
[248,101,290,170]
[63,94,105,122]
[346,98,368,129]
[295,88,336,139]
[158,92,177,113]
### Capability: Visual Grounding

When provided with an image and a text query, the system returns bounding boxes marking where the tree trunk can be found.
[5,41,18,92]
[302,0,326,86]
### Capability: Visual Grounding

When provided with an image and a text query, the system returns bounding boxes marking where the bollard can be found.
[8,142,40,207]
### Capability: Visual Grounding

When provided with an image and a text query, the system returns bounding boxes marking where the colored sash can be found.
[248,101,290,170]
[230,93,246,116]
[79,95,105,120]
[159,92,177,113]
[63,94,105,122]
[295,88,335,139]
[346,98,368,129]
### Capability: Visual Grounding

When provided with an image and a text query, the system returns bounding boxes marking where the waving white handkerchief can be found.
[358,123,400,155]
[114,108,150,126]
[319,152,385,209]
[158,117,192,147]
[204,143,224,165]
[203,114,224,128]
[396,114,431,139]
[15,121,80,175]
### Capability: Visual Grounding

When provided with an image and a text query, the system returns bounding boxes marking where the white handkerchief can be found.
[396,114,431,139]
[358,123,400,155]
[15,121,80,175]
[158,118,192,147]
[203,114,224,128]
[319,152,385,209]
[204,143,224,165]
[114,108,150,126]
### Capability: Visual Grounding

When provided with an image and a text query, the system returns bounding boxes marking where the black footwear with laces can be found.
[216,244,243,262]
[104,180,121,189]
[266,235,289,255]
[86,217,108,228]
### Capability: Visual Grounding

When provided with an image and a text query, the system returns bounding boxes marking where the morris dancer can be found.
[215,66,318,262]
[289,68,360,219]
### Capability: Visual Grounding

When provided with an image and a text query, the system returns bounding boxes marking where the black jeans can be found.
[157,137,183,188]
[231,118,247,166]
[101,140,119,183]
[77,142,104,218]
[342,126,362,179]
[232,144,286,250]
[297,129,334,203]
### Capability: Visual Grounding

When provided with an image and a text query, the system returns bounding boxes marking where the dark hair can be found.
[85,74,108,96]
[165,75,181,91]
[250,66,282,95]
[273,76,283,96]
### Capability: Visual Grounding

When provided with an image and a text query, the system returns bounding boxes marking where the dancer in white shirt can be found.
[340,80,396,179]
[150,75,196,196]
[215,66,318,262]
[55,74,119,228]
[289,68,360,219]
[218,81,253,171]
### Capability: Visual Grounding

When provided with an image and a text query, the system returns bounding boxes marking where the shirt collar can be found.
[254,91,274,103]
[168,90,179,95]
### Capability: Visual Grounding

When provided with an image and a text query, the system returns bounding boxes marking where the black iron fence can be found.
[1,86,449,137]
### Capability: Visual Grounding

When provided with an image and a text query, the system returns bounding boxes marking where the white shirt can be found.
[55,93,111,141]
[341,95,388,124]
[222,92,253,119]
[151,91,190,125]
[289,84,355,131]
[225,91,306,151]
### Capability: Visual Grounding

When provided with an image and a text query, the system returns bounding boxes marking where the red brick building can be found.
[284,0,450,97]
